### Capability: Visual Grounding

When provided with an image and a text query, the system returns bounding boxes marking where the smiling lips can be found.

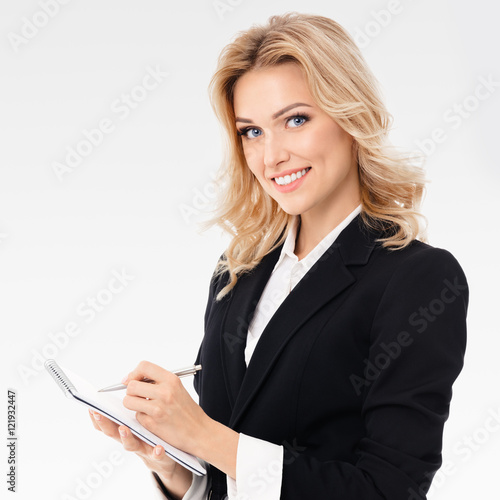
[273,167,311,186]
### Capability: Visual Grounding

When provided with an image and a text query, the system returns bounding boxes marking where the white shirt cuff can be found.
[227,433,283,500]
[151,463,210,500]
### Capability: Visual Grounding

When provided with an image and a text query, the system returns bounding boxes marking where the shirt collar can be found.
[273,215,300,269]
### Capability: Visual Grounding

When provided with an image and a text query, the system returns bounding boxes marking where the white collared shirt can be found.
[152,204,363,500]
[245,204,362,365]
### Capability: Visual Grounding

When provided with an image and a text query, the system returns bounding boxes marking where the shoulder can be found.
[375,238,467,281]
[371,239,469,314]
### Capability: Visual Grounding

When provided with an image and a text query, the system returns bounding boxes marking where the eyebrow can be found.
[235,102,312,124]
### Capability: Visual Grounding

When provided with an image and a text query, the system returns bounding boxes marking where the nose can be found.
[263,133,290,171]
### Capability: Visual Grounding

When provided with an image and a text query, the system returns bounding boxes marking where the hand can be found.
[88,409,183,480]
[93,359,238,480]
[121,360,210,456]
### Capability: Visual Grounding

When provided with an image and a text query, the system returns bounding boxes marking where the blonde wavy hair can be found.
[203,11,427,300]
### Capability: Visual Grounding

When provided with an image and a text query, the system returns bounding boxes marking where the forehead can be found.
[233,63,312,115]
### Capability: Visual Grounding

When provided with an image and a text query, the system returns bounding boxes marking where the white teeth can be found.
[274,168,310,186]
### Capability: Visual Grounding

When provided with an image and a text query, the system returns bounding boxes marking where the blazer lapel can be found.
[220,242,283,409]
[227,215,379,428]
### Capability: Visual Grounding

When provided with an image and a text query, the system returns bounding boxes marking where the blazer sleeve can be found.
[280,246,469,499]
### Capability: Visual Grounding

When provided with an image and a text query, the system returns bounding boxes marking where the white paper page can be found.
[61,366,206,476]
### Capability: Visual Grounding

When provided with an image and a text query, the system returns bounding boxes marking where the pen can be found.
[97,364,202,392]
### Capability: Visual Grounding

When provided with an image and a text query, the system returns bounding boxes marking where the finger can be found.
[91,411,121,440]
[117,425,147,454]
[124,360,171,385]
[118,426,165,463]
[122,393,153,414]
[151,444,165,461]
[89,409,101,431]
[126,379,160,400]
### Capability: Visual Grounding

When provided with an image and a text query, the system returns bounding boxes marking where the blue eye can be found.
[247,128,262,138]
[236,112,311,140]
[237,127,262,139]
[287,115,307,128]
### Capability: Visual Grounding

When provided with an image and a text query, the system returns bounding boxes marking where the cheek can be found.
[289,122,346,161]
[241,145,262,177]
[314,125,353,166]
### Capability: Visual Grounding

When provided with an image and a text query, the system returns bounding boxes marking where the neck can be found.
[294,201,360,259]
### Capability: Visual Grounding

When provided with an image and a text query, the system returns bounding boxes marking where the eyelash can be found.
[237,112,311,139]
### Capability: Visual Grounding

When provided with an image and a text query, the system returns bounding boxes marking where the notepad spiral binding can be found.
[45,359,76,397]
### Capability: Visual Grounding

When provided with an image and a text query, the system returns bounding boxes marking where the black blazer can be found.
[194,214,468,500]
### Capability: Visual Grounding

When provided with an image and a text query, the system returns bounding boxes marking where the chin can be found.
[277,204,307,217]
[267,191,309,216]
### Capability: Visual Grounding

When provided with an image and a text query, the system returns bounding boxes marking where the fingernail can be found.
[94,413,101,421]
[121,375,128,384]
[119,428,127,438]
[155,446,162,456]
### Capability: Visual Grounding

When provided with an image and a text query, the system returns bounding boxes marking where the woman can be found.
[89,12,468,500]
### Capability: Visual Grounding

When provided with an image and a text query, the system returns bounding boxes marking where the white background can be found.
[1,0,498,498]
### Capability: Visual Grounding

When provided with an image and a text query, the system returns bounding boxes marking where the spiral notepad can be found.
[44,359,206,476]
[45,360,77,396]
